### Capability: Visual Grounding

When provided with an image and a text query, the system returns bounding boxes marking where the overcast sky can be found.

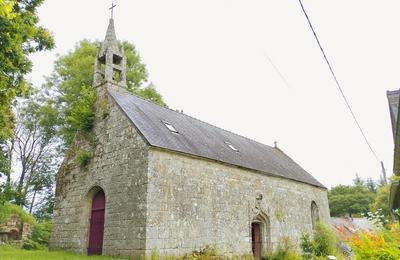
[27,0,400,188]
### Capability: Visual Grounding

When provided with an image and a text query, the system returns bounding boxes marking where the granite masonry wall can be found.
[146,149,330,256]
[0,214,32,242]
[50,84,149,257]
[50,83,330,258]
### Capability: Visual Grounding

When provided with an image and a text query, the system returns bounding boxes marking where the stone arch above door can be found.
[88,188,106,255]
[251,212,271,259]
[82,185,107,255]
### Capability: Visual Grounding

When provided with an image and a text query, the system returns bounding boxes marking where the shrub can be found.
[76,149,92,169]
[300,222,338,258]
[66,85,96,133]
[22,239,45,250]
[313,222,337,256]
[300,233,313,260]
[30,220,52,246]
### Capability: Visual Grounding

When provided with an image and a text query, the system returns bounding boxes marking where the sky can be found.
[27,0,400,188]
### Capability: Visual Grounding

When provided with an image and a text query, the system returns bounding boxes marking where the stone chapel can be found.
[49,18,331,258]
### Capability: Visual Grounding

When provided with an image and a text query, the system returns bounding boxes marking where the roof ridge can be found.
[112,85,277,151]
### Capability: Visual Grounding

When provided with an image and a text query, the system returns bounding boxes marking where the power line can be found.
[264,52,292,89]
[298,0,380,162]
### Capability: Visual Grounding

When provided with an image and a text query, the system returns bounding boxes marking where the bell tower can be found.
[94,18,127,87]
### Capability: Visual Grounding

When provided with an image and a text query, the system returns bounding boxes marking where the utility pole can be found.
[381,161,388,185]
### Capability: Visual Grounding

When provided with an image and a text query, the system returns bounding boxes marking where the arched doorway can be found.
[251,213,271,260]
[252,222,262,260]
[8,229,20,241]
[88,190,105,255]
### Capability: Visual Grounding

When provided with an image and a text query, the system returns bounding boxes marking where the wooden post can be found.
[381,161,388,185]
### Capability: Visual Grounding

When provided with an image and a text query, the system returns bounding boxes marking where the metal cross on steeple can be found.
[109,1,116,19]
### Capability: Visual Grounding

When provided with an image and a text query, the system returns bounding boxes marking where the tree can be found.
[10,95,60,207]
[328,184,376,217]
[0,0,54,204]
[365,177,377,193]
[0,0,54,141]
[353,174,364,187]
[33,192,54,221]
[369,184,390,220]
[44,40,166,148]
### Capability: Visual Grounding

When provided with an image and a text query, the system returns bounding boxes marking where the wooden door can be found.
[252,223,262,260]
[8,230,19,241]
[88,190,105,255]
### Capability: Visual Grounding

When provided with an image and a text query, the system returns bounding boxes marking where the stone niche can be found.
[0,214,32,243]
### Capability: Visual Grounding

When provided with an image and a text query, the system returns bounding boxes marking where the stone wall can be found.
[146,149,330,256]
[50,82,330,257]
[50,83,149,256]
[0,214,32,243]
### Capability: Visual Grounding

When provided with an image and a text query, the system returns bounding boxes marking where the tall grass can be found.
[0,245,125,260]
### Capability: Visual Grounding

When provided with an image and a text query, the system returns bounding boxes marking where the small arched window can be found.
[311,201,320,230]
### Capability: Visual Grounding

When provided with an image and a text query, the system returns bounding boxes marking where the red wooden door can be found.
[88,190,105,255]
[252,223,262,260]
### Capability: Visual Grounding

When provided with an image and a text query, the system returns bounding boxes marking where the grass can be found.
[0,203,36,225]
[0,245,126,260]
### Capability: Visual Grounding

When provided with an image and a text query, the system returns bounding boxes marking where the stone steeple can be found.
[94,18,126,87]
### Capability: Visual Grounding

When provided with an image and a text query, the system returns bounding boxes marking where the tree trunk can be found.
[29,190,37,214]
[6,139,14,186]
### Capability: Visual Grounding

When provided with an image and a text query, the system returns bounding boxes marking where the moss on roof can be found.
[0,203,36,226]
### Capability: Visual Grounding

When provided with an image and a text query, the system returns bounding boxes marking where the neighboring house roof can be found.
[386,90,400,209]
[108,86,325,188]
[331,217,376,239]
[387,90,400,140]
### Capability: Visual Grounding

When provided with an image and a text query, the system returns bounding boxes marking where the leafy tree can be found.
[328,184,376,217]
[369,185,390,220]
[44,40,166,148]
[10,95,60,207]
[0,0,54,204]
[365,177,377,193]
[33,192,54,221]
[0,0,54,141]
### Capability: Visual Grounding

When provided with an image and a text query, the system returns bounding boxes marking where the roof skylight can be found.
[225,142,239,152]
[162,121,178,133]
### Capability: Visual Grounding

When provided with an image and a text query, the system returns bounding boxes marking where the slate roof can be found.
[108,86,325,188]
[387,90,400,141]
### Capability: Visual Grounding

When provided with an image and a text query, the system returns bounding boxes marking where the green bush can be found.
[300,233,313,260]
[30,220,52,246]
[300,222,338,258]
[22,239,45,250]
[313,222,337,256]
[76,149,92,169]
[66,85,96,133]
